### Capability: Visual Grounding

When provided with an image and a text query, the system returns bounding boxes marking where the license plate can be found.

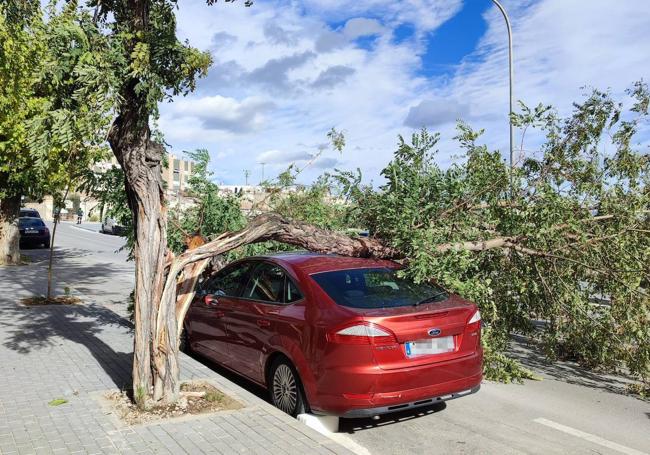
[405,336,455,357]
[24,230,38,235]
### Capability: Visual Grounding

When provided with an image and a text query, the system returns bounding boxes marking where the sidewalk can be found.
[0,261,351,454]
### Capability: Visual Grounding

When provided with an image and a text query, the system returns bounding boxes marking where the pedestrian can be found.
[76,208,83,224]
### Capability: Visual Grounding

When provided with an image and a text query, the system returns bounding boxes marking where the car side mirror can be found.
[204,295,219,306]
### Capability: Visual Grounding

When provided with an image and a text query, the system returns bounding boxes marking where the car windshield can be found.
[19,218,45,228]
[311,267,448,309]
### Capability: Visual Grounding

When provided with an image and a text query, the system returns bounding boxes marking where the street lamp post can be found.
[490,0,514,195]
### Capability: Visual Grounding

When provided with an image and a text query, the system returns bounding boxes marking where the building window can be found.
[173,172,180,182]
[174,159,180,171]
[184,161,189,172]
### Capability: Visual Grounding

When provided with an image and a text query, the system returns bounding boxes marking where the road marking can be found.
[69,224,99,235]
[297,414,371,455]
[533,418,648,455]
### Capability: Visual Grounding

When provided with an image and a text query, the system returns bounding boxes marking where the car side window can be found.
[286,278,303,303]
[242,263,286,304]
[203,262,254,298]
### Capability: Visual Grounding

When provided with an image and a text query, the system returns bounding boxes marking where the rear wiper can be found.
[414,291,447,306]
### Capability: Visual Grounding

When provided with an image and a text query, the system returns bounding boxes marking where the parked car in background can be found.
[182,253,483,418]
[20,208,41,218]
[101,217,124,235]
[19,217,50,248]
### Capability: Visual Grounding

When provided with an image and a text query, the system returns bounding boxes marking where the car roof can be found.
[251,251,400,274]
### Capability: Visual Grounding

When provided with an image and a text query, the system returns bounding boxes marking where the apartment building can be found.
[95,153,195,199]
[24,153,197,221]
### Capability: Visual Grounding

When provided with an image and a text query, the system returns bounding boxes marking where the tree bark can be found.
[0,195,21,265]
[47,186,69,299]
[108,103,176,406]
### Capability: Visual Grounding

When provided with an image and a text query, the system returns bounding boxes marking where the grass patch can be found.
[21,296,81,306]
[48,398,68,406]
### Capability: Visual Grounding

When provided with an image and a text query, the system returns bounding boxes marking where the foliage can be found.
[91,0,214,123]
[326,85,649,384]
[0,1,114,203]
[47,398,68,406]
[165,149,290,261]
[79,163,136,256]
[167,149,246,255]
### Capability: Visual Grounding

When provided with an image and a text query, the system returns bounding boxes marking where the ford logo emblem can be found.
[428,328,441,337]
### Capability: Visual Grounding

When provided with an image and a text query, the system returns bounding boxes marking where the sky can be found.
[158,0,650,186]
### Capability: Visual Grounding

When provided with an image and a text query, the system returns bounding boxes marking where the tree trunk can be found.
[108,107,177,407]
[0,195,21,265]
[47,186,69,299]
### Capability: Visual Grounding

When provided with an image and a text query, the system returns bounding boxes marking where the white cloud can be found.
[302,0,463,32]
[438,0,650,155]
[256,149,313,165]
[160,0,650,186]
[311,65,356,89]
[342,18,384,39]
[171,95,275,134]
[404,99,470,128]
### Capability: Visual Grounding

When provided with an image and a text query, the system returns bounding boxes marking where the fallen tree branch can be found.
[162,213,403,343]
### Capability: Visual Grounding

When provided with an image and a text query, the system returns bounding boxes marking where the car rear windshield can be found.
[311,267,448,309]
[19,218,45,228]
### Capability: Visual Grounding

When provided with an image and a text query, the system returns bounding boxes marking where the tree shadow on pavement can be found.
[0,302,133,390]
[339,402,446,434]
[1,251,133,314]
[508,334,637,397]
[20,246,93,264]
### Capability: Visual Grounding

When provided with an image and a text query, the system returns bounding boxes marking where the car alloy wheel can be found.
[270,360,306,416]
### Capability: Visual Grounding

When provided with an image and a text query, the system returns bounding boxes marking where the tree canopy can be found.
[0,1,113,202]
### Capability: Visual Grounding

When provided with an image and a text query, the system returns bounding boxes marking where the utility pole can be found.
[243,169,250,186]
[491,0,514,197]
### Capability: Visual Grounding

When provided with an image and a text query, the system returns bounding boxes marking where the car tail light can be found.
[327,323,397,345]
[467,310,481,336]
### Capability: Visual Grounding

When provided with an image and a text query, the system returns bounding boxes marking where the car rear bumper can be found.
[340,384,480,418]
[20,235,50,246]
[311,350,483,417]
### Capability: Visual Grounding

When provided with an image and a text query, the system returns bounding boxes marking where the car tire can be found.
[268,358,308,417]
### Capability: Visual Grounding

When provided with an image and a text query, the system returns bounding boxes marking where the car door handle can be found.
[257,319,271,328]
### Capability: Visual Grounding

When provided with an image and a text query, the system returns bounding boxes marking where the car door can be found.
[222,262,302,384]
[185,261,255,367]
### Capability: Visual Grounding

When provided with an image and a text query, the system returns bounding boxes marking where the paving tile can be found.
[0,270,349,455]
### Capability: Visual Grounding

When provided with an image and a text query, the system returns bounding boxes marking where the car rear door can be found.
[185,261,255,367]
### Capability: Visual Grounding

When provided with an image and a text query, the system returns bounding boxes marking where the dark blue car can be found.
[19,217,50,248]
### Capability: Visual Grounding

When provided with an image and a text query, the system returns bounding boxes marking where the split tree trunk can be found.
[0,195,21,265]
[108,104,177,407]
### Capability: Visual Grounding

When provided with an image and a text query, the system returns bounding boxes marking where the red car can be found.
[183,253,482,418]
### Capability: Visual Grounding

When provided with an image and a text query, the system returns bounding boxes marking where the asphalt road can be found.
[21,222,650,455]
